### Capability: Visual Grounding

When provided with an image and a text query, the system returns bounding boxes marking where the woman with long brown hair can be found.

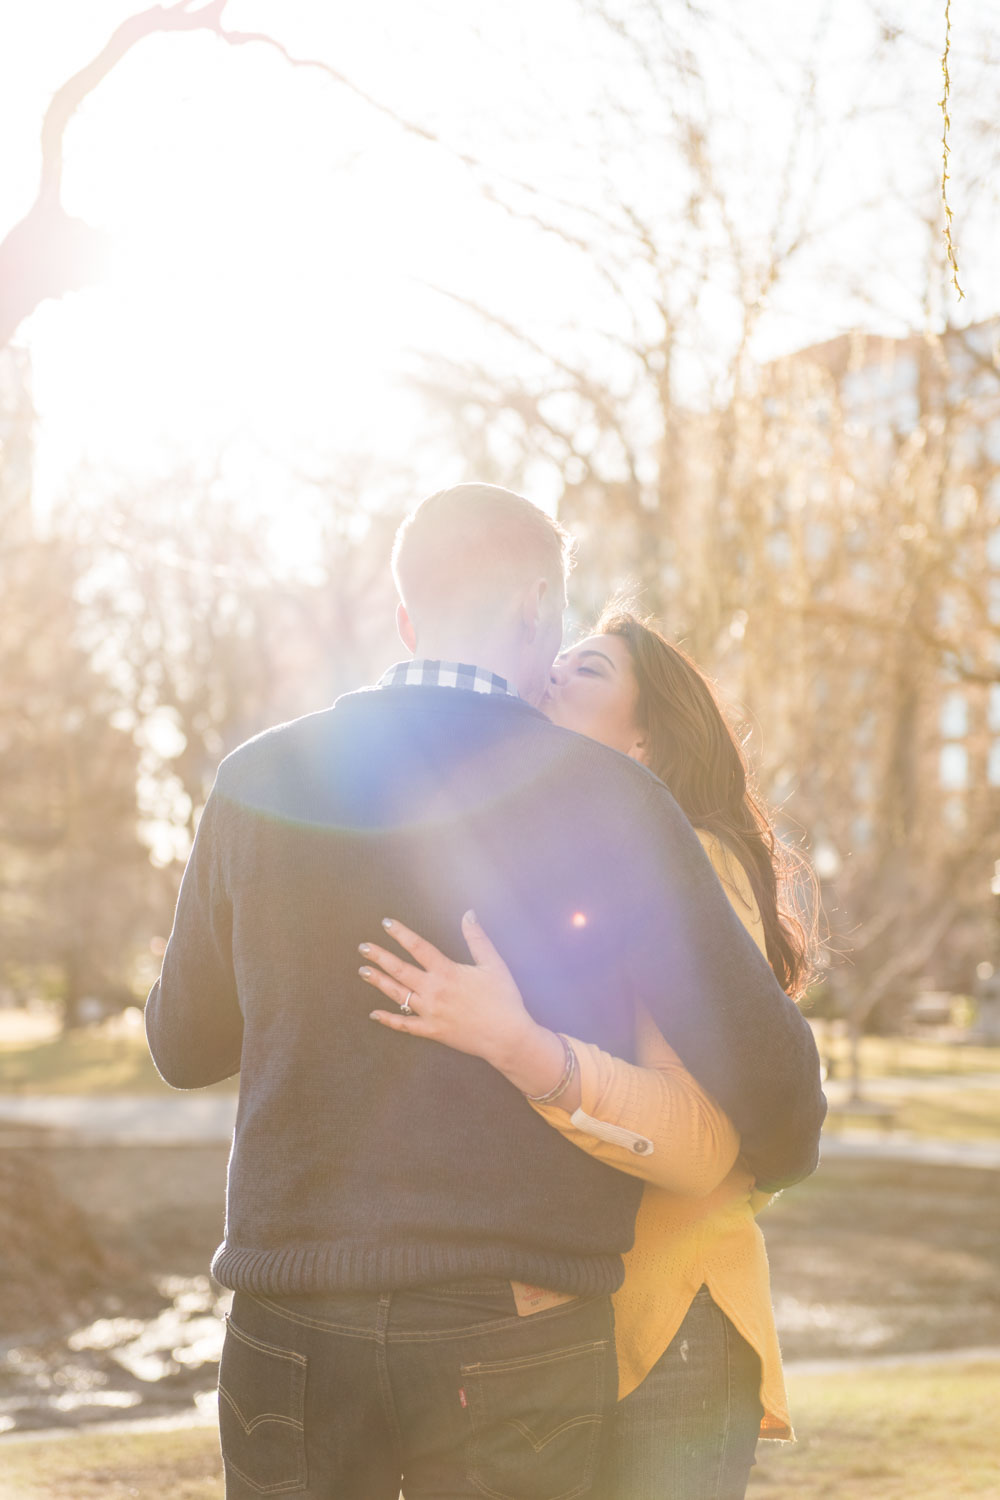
[357,604,816,1500]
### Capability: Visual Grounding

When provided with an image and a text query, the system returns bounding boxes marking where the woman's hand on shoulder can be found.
[359,912,569,1096]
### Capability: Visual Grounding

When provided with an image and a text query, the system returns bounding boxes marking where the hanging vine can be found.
[939,0,964,300]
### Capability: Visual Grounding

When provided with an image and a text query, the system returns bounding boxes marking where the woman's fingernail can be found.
[358,943,371,955]
[359,966,372,978]
[464,910,477,925]
[381,918,394,930]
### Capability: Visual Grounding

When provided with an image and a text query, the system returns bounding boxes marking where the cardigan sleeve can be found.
[531,834,766,1197]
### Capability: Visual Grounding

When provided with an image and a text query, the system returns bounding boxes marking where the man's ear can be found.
[396,601,417,655]
[519,578,548,642]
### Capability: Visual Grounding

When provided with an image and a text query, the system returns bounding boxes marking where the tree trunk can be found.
[847,1015,864,1102]
[61,949,87,1032]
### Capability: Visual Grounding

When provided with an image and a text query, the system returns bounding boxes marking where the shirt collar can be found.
[376,660,521,699]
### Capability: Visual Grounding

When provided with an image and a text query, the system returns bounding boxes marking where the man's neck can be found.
[409,640,522,694]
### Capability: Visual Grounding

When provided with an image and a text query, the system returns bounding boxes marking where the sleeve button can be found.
[632,1140,650,1154]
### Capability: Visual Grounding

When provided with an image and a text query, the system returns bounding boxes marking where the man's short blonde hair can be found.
[392,483,574,633]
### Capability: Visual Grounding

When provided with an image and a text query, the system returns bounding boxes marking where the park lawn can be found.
[821,1084,1000,1142]
[751,1360,1000,1498]
[0,1424,224,1500]
[822,1032,1000,1080]
[3,1362,998,1500]
[889,1087,1000,1141]
[0,1027,238,1095]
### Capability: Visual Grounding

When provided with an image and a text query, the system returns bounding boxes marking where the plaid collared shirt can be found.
[376,659,520,699]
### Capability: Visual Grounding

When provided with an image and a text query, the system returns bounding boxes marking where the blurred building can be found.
[791,318,1000,802]
[761,318,1000,1000]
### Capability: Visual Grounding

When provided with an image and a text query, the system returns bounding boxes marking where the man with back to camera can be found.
[146,482,825,1499]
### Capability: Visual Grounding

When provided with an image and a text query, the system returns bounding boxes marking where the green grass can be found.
[0,1425,223,1500]
[822,1085,1000,1143]
[751,1360,1000,1498]
[889,1089,1000,1142]
[816,1032,1000,1142]
[0,1029,237,1096]
[821,1033,1000,1080]
[2,1362,997,1499]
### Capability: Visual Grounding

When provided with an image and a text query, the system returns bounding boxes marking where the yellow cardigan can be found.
[533,831,792,1441]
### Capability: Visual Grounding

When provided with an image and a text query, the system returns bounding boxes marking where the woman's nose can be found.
[550,658,568,686]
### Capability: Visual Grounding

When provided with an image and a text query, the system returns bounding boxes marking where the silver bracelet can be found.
[524,1033,577,1105]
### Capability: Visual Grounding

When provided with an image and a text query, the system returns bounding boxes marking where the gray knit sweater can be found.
[145,686,825,1297]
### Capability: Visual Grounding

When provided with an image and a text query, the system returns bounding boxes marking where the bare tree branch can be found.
[0,0,618,350]
[0,1,232,347]
[39,2,230,199]
[419,280,643,491]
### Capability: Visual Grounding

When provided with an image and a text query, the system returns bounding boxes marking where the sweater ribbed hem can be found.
[210,1240,623,1298]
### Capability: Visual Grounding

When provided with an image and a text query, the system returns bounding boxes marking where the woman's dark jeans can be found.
[218,1280,617,1500]
[600,1285,764,1500]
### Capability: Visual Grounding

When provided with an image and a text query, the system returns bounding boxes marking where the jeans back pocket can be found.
[462,1336,612,1500]
[219,1312,308,1496]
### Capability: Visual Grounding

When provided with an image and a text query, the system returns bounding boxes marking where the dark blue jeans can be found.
[600,1286,764,1500]
[218,1281,617,1499]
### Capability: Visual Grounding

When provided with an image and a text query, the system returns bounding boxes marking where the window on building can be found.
[939,743,968,790]
[939,691,968,739]
[989,741,1000,787]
